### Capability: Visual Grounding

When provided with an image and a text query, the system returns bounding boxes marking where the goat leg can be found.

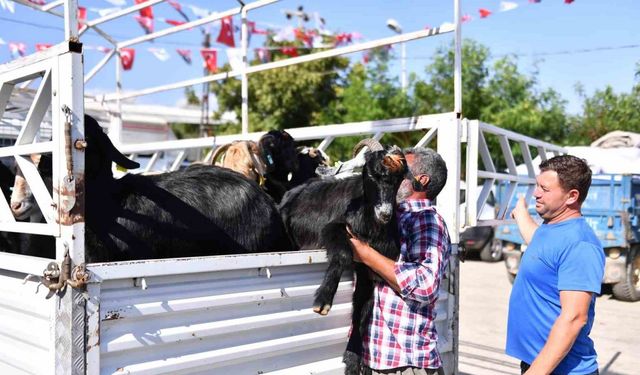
[343,263,374,375]
[313,223,353,315]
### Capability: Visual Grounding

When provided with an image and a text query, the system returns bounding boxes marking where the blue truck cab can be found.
[495,174,640,301]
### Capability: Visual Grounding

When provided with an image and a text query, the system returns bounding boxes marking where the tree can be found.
[210,29,349,133]
[569,74,640,143]
[415,39,569,168]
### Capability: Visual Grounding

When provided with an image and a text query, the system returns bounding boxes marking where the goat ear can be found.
[84,115,140,170]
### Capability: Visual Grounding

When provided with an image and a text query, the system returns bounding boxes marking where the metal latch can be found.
[41,248,89,293]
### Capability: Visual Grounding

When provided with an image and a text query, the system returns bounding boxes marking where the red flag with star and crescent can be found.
[216,17,235,47]
[201,48,218,73]
[120,48,136,70]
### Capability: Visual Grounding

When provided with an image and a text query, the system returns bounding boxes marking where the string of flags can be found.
[0,0,577,70]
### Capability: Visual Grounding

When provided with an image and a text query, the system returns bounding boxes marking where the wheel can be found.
[480,237,503,262]
[612,247,640,302]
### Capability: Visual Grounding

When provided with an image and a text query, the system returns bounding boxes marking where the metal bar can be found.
[14,155,55,224]
[85,284,101,375]
[0,141,55,158]
[170,150,186,171]
[84,49,115,84]
[41,0,64,12]
[0,251,54,275]
[104,26,453,101]
[16,68,51,145]
[316,136,335,152]
[0,42,72,77]
[498,134,517,175]
[519,141,535,178]
[144,151,161,173]
[63,0,78,40]
[477,170,536,184]
[83,0,166,29]
[465,119,479,227]
[88,250,328,281]
[116,114,448,154]
[0,220,57,235]
[477,179,495,221]
[415,126,438,148]
[453,0,462,117]
[0,82,15,120]
[240,7,249,134]
[479,121,566,152]
[478,130,495,173]
[497,182,517,220]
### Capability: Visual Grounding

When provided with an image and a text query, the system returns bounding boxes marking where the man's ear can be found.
[419,175,430,188]
[566,189,580,205]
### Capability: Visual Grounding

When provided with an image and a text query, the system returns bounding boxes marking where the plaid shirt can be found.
[362,199,452,370]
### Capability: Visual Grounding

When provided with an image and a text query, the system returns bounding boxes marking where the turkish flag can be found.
[478,8,492,18]
[120,48,135,70]
[35,43,52,52]
[281,46,298,57]
[78,6,87,30]
[564,0,575,3]
[165,19,185,26]
[135,15,154,34]
[216,16,235,47]
[135,0,153,19]
[201,48,217,73]
[177,48,192,64]
[8,42,26,57]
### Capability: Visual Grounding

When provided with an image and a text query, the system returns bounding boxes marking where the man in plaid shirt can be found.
[348,147,452,375]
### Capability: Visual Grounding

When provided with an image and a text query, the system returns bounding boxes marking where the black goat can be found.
[211,131,328,203]
[278,141,408,374]
[84,115,294,262]
[289,146,329,189]
[9,115,294,262]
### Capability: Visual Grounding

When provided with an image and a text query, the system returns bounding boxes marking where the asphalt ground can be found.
[458,259,640,375]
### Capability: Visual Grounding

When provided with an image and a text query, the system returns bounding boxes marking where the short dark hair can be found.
[539,155,592,204]
[403,147,448,199]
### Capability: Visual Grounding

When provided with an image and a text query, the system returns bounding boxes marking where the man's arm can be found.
[349,236,401,292]
[511,196,539,244]
[524,290,592,375]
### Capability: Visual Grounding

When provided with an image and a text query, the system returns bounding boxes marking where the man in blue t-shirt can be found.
[507,155,605,375]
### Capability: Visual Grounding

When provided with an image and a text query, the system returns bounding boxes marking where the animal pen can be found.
[0,0,566,374]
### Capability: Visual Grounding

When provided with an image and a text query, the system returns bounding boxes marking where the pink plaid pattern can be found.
[362,199,451,370]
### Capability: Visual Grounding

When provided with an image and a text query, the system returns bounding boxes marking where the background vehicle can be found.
[459,189,502,262]
[496,174,640,301]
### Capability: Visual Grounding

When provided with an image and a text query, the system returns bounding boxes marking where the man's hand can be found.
[346,225,366,263]
[511,195,528,220]
[510,195,538,245]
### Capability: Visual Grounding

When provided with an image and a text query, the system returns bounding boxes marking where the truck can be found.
[496,174,640,301]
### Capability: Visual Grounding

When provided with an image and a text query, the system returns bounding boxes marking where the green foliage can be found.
[569,83,640,143]
[210,29,349,133]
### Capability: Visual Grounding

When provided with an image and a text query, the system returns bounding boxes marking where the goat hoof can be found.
[312,303,332,315]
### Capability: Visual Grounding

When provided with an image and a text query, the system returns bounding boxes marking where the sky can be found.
[0,0,637,117]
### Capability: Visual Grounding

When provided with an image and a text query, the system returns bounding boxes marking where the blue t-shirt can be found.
[506,217,605,375]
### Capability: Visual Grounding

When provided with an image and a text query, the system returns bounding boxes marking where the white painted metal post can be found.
[241,7,249,134]
[436,1,462,374]
[50,4,87,371]
[110,50,123,144]
[401,42,407,91]
[62,0,78,40]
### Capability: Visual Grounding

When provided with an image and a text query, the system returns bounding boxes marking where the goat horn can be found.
[352,138,384,158]
[210,142,234,165]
